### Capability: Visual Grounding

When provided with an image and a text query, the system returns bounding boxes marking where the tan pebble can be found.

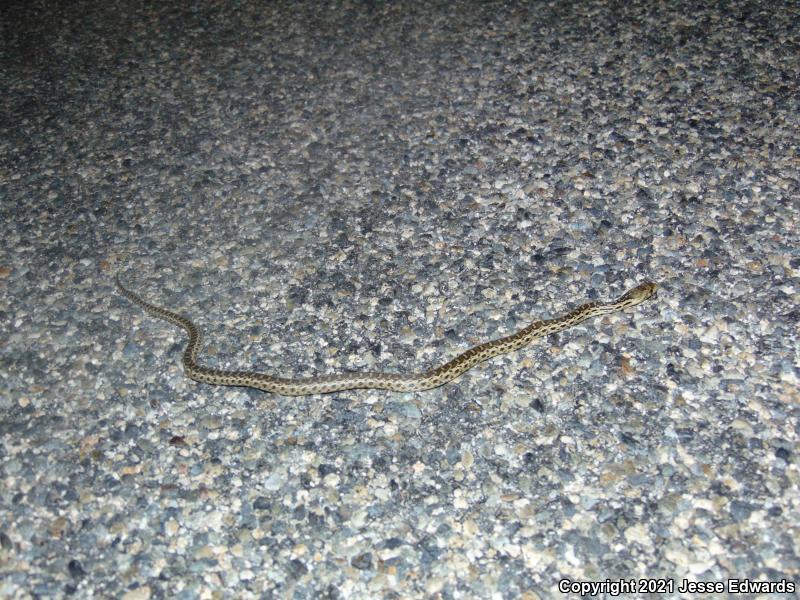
[121,587,151,600]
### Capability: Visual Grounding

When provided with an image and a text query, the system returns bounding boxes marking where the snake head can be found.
[617,281,658,305]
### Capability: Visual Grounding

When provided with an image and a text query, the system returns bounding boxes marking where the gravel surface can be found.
[2,1,798,598]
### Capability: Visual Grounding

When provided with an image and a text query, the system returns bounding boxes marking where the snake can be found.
[115,274,657,396]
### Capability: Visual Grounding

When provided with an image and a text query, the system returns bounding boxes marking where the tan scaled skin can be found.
[116,275,657,396]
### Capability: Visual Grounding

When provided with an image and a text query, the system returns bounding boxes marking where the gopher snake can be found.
[116,274,656,396]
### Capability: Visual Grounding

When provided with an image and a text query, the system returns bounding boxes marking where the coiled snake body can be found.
[116,275,656,396]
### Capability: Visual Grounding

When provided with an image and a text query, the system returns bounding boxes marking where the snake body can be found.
[116,274,656,396]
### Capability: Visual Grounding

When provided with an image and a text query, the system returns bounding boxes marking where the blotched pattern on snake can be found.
[116,274,657,396]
